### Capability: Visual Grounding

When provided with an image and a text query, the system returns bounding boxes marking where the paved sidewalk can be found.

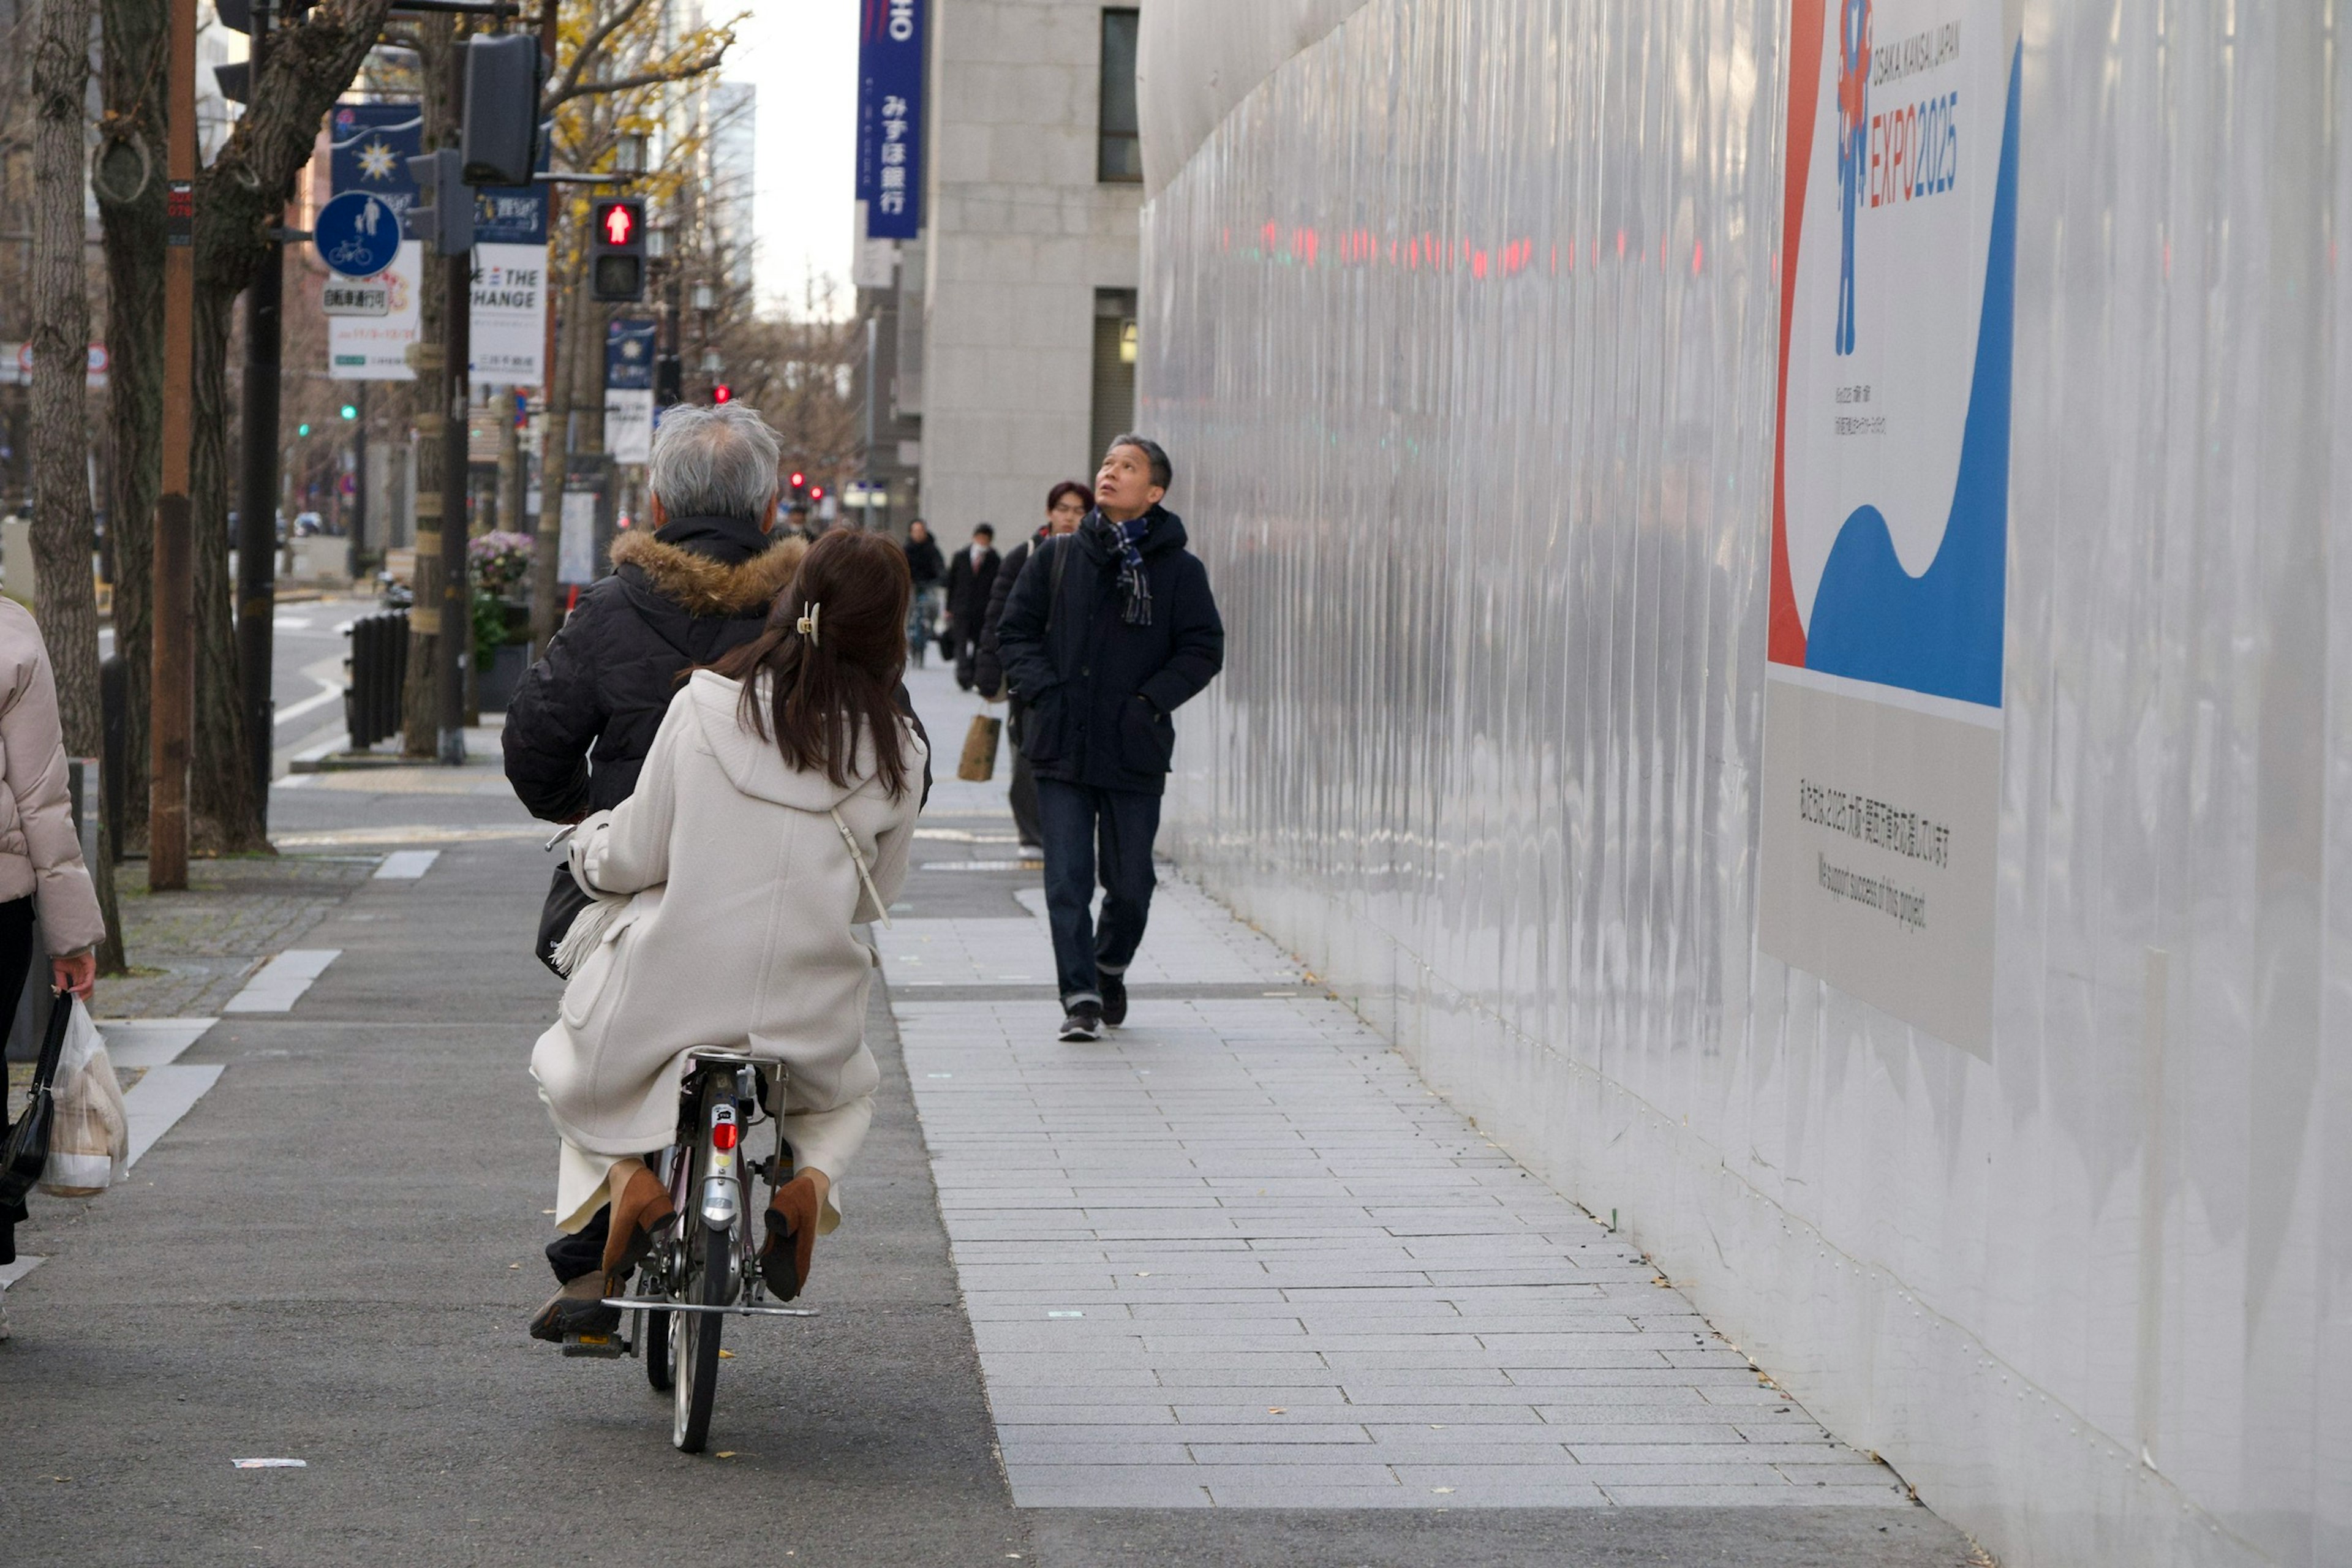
[881,848,1910,1509]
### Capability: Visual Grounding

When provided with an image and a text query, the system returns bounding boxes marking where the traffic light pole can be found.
[235,0,281,825]
[437,44,472,765]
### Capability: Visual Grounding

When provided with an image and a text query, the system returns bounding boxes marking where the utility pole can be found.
[150,0,197,889]
[236,0,282,827]
[435,36,470,765]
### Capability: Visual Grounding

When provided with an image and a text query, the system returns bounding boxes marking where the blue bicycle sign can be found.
[314,190,403,279]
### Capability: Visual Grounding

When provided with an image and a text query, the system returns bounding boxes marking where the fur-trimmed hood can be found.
[611,527,806,617]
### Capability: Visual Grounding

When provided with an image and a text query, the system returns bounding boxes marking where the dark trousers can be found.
[0,896,42,1267]
[1037,780,1160,1008]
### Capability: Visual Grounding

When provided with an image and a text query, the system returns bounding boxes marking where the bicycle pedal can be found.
[561,1331,630,1359]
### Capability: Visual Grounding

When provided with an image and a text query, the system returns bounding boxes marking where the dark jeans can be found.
[1037,779,1160,1008]
[0,895,43,1267]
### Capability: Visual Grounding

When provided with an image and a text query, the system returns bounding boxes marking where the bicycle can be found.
[562,1047,814,1452]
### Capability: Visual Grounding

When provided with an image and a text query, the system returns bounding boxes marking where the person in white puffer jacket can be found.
[0,597,106,1340]
[526,529,925,1343]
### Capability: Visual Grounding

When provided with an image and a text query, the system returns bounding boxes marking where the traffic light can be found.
[712,383,733,404]
[340,404,358,421]
[405,148,474,256]
[810,485,826,502]
[297,423,311,437]
[461,35,545,187]
[788,470,807,502]
[590,198,646,302]
[654,353,682,408]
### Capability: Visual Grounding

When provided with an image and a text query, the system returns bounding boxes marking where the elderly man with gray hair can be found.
[505,401,807,1337]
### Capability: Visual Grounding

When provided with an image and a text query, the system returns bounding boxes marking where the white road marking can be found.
[125,1065,226,1166]
[97,1017,217,1069]
[222,949,341,1013]
[272,615,312,630]
[373,850,440,880]
[273,678,345,728]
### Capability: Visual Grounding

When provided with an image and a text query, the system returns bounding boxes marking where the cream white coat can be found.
[530,671,922,1223]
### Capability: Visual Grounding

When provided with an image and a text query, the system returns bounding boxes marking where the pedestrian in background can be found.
[976,480,1090,851]
[943,523,1000,688]
[901,518,945,669]
[0,601,107,1341]
[994,437,1223,1041]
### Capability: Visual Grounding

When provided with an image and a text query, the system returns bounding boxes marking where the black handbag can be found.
[536,863,595,976]
[1,991,74,1205]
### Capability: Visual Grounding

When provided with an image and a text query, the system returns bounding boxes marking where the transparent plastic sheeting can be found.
[1139,4,2347,1566]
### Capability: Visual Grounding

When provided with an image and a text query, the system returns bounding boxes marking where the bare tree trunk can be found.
[97,0,167,858]
[186,283,263,850]
[528,265,581,657]
[31,0,124,966]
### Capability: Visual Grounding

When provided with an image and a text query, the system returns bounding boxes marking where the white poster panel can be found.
[605,388,654,465]
[327,239,423,380]
[1755,0,2019,1055]
[470,242,547,387]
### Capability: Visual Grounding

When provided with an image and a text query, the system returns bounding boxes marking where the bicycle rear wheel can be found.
[669,1219,727,1451]
[643,1304,673,1393]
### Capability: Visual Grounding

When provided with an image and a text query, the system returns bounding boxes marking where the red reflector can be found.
[712,1123,739,1152]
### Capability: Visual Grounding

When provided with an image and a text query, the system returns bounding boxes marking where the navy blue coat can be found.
[993,506,1224,796]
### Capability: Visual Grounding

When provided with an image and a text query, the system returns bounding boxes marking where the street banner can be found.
[1755,0,2020,1055]
[856,0,924,240]
[327,99,551,386]
[605,390,654,465]
[326,239,424,380]
[470,244,547,385]
[605,318,657,388]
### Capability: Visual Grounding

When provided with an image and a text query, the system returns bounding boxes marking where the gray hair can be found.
[647,402,782,521]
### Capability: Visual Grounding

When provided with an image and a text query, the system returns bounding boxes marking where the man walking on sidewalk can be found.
[994,436,1224,1041]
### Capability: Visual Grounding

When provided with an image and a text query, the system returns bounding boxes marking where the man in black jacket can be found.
[942,522,999,688]
[994,436,1224,1041]
[503,401,804,1338]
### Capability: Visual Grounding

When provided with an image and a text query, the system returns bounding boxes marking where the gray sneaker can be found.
[1058,1003,1103,1042]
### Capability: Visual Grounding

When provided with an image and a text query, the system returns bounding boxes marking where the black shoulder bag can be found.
[1,992,75,1205]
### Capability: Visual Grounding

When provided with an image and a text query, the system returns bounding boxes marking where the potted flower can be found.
[469,530,535,712]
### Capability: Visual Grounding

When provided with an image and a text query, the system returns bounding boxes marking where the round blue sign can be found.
[314,190,403,279]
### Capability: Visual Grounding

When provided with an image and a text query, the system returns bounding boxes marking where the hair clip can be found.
[796,602,821,646]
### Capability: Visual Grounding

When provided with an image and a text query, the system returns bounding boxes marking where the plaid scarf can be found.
[1088,511,1153,626]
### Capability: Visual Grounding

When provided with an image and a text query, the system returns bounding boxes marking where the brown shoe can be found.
[600,1161,676,1280]
[758,1172,822,1301]
[528,1272,621,1343]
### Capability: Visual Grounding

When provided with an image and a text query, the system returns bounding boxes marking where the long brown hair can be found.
[711,530,915,798]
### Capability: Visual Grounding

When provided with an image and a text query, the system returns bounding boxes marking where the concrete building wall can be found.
[1140,4,2351,1567]
[918,0,1144,538]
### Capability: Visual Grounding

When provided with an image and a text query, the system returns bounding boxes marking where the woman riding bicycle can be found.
[529,529,925,1338]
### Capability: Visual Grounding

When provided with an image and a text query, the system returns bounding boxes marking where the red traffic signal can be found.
[712,383,732,404]
[594,198,640,249]
[810,485,825,501]
[789,470,805,488]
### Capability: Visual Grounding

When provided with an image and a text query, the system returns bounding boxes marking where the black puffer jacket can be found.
[993,506,1224,796]
[503,515,805,821]
[971,527,1046,698]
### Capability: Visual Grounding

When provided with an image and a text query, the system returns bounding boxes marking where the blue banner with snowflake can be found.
[330,100,547,244]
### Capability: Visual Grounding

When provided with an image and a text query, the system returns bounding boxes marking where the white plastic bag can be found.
[39,1000,127,1197]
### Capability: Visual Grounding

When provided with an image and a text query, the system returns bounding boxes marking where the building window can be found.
[1098,9,1142,183]
[1090,290,1138,467]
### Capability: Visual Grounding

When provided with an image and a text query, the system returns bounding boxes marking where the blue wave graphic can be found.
[1802,43,2018,709]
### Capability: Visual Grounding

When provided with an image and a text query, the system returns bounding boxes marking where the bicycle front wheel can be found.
[669,1219,728,1452]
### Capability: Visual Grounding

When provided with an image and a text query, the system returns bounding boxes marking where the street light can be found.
[692,282,716,312]
[647,225,672,261]
[613,133,647,176]
[700,349,724,373]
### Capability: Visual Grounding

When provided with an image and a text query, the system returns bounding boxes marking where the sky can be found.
[727,4,859,320]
